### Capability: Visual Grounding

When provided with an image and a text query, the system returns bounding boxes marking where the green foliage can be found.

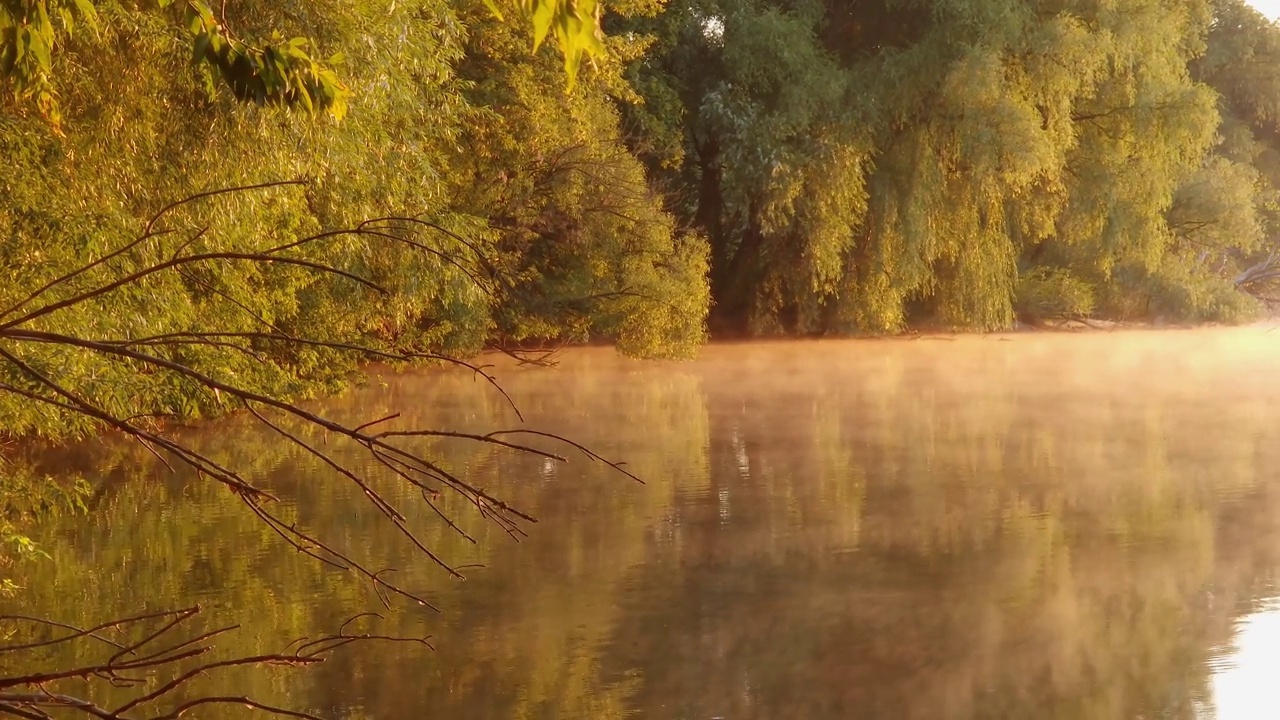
[618,0,1274,333]
[1192,0,1280,303]
[483,0,606,85]
[0,0,351,126]
[0,0,706,451]
[0,0,96,123]
[453,3,708,357]
[1099,258,1261,324]
[1014,267,1096,323]
[181,3,350,119]
[0,456,88,594]
[2,0,623,128]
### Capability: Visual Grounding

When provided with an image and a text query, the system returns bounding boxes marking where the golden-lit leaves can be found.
[0,0,350,124]
[483,0,608,86]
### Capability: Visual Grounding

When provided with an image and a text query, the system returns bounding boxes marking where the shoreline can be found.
[690,317,1280,347]
[7,320,1278,462]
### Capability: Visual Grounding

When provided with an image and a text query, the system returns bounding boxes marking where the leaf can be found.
[191,31,211,65]
[35,1,51,33]
[296,83,314,114]
[13,28,26,65]
[530,0,555,51]
[482,0,505,21]
[329,94,348,122]
[29,33,50,72]
[72,0,97,26]
[197,64,216,98]
[194,1,215,24]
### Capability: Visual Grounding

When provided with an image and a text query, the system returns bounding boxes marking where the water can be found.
[7,327,1280,719]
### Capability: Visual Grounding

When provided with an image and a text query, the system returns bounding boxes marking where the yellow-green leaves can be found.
[186,11,351,121]
[483,0,607,86]
[0,0,350,124]
[4,0,607,126]
[177,2,351,120]
[0,0,97,127]
[616,0,1269,332]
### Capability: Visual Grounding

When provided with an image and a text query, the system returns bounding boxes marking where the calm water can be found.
[8,328,1280,719]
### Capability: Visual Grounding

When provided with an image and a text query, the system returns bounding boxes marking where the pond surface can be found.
[9,327,1280,719]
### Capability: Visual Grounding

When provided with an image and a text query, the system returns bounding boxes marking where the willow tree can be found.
[621,0,1261,333]
[446,0,709,359]
[617,0,869,334]
[1191,0,1280,305]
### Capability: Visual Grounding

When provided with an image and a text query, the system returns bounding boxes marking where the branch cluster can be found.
[0,606,427,719]
[0,181,639,611]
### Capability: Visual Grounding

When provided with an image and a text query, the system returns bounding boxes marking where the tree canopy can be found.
[6,0,1280,337]
[618,0,1280,333]
[0,0,705,593]
[1,0,608,124]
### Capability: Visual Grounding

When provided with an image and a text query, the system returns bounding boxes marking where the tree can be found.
[454,0,707,358]
[619,0,1263,333]
[1,1,703,712]
[0,184,645,717]
[1,0,610,126]
[1193,0,1280,306]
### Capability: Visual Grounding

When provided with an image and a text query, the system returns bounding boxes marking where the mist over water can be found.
[9,325,1280,719]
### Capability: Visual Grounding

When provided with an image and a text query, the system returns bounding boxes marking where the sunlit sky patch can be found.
[1248,0,1280,19]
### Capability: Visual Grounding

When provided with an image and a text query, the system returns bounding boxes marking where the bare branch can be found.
[0,606,432,720]
[1,181,307,324]
[148,697,323,720]
[263,226,492,293]
[84,331,525,422]
[488,429,644,484]
[0,616,128,654]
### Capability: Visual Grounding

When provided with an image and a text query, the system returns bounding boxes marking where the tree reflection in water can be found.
[8,328,1280,719]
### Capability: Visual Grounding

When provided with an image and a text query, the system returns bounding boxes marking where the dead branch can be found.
[1235,248,1280,288]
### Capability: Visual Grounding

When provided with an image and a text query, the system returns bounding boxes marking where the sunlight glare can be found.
[1210,600,1280,719]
